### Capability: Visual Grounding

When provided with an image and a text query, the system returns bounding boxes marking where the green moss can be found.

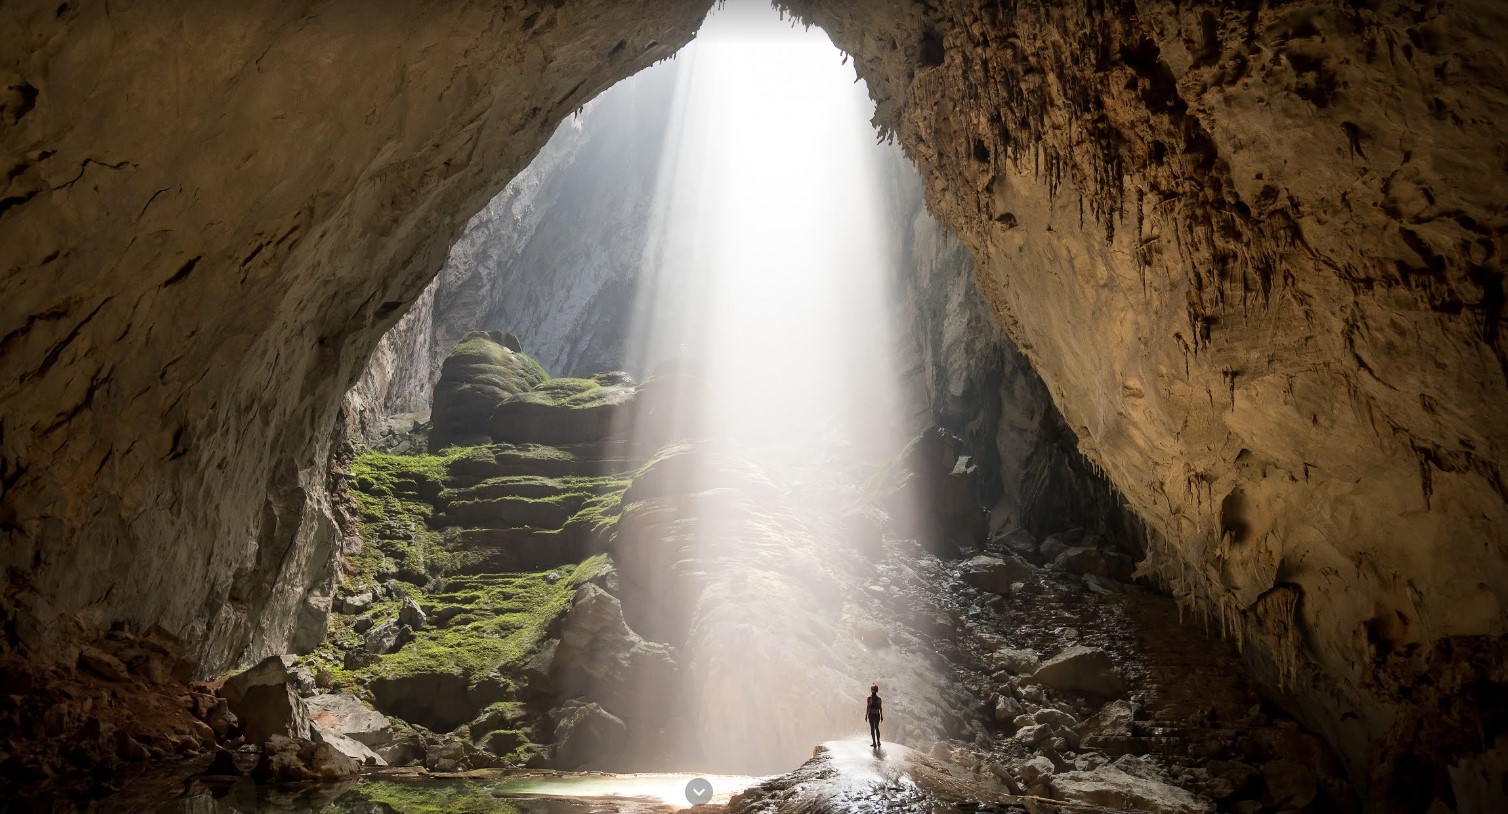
[344,449,474,590]
[565,483,630,541]
[339,779,522,814]
[497,444,577,464]
[530,376,614,408]
[569,552,613,587]
[431,332,551,450]
[446,473,627,503]
[361,559,592,686]
[445,334,549,394]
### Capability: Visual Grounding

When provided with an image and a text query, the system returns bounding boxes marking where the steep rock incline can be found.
[884,149,1138,545]
[786,0,1508,803]
[342,59,684,442]
[0,1,710,674]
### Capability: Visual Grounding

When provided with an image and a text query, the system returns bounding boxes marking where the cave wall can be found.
[0,0,710,673]
[341,56,684,444]
[783,0,1508,801]
[882,148,1139,545]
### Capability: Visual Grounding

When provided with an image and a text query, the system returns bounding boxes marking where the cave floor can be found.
[23,556,1351,814]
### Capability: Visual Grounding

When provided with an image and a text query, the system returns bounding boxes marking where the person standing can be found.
[865,684,884,748]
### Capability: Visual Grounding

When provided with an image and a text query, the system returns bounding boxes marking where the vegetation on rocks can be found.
[312,337,643,768]
[341,779,523,814]
[430,331,551,450]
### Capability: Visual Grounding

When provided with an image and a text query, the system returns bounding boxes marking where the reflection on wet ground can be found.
[27,769,765,814]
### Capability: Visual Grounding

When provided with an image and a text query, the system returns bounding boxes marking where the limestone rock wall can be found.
[0,0,710,673]
[883,149,1139,545]
[783,0,1508,802]
[341,56,682,443]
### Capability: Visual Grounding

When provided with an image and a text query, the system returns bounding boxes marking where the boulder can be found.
[205,697,239,740]
[1039,530,1083,563]
[1081,699,1135,739]
[220,655,311,743]
[995,648,1040,675]
[480,728,527,756]
[419,739,501,772]
[552,584,677,721]
[1050,765,1213,814]
[1015,724,1050,745]
[78,647,130,682]
[305,692,392,748]
[398,598,427,630]
[430,605,466,627]
[1034,645,1127,698]
[376,733,426,768]
[363,620,412,655]
[279,656,317,696]
[960,554,1034,595]
[552,702,627,770]
[993,695,1023,725]
[487,388,632,446]
[520,639,558,698]
[1019,755,1055,784]
[312,722,386,767]
[1034,708,1079,729]
[430,332,548,450]
[252,735,360,782]
[1054,546,1135,582]
[339,592,374,615]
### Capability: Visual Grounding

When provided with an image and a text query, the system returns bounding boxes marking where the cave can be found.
[1,1,1505,813]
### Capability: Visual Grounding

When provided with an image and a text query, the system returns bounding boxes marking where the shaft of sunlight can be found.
[634,1,905,451]
[620,0,926,774]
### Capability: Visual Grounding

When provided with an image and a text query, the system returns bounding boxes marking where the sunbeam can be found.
[613,0,933,774]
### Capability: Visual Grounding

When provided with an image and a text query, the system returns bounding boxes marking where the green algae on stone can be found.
[345,449,465,589]
[431,331,551,450]
[339,778,523,814]
[362,556,609,686]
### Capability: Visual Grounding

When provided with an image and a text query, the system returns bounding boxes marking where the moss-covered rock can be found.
[488,378,635,446]
[337,779,523,814]
[430,331,549,450]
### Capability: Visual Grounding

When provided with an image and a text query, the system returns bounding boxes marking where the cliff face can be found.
[341,57,683,443]
[884,150,1138,545]
[783,0,1508,800]
[0,1,709,673]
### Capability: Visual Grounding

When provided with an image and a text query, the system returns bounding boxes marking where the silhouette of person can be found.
[865,683,883,748]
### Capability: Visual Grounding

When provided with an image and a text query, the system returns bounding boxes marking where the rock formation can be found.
[341,58,685,442]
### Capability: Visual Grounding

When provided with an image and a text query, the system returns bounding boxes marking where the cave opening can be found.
[340,0,947,778]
